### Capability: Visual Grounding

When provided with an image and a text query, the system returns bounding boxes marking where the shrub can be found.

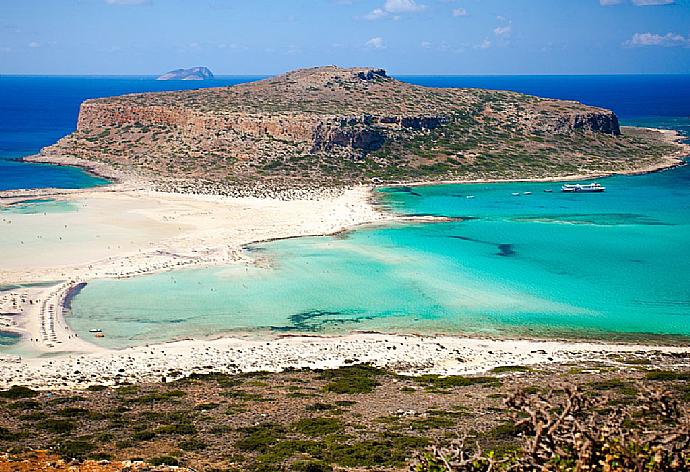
[0,386,38,399]
[148,456,179,466]
[413,383,690,471]
[132,430,156,441]
[37,419,76,434]
[413,374,499,391]
[55,440,96,460]
[179,437,208,451]
[293,418,343,437]
[320,364,386,394]
[490,365,531,374]
[236,423,287,453]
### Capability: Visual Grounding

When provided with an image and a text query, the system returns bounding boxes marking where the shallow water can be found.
[67,147,690,348]
[0,198,78,214]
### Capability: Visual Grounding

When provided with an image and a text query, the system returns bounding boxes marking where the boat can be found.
[512,192,520,196]
[89,328,102,333]
[95,333,105,338]
[544,189,553,193]
[524,192,532,195]
[561,183,605,193]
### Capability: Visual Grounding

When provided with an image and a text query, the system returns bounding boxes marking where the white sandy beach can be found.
[2,332,689,389]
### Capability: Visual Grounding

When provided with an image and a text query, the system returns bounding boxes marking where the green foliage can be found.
[490,366,531,374]
[37,419,76,434]
[293,417,344,437]
[320,364,386,394]
[54,440,96,460]
[326,435,429,468]
[0,385,38,399]
[148,456,179,466]
[645,370,690,381]
[413,374,500,391]
[235,423,287,453]
[179,437,208,451]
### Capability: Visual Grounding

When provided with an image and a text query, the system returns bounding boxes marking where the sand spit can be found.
[0,184,423,357]
[0,333,688,390]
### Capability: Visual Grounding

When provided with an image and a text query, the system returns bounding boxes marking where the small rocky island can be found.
[39,66,683,194]
[157,66,214,81]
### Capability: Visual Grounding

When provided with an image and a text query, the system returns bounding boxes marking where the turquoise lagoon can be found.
[0,198,78,215]
[67,160,690,349]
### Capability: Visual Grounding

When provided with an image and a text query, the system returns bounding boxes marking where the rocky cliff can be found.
[40,66,677,192]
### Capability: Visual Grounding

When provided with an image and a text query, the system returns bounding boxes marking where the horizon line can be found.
[2,72,690,78]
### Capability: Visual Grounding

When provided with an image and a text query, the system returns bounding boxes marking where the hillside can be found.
[38,66,682,193]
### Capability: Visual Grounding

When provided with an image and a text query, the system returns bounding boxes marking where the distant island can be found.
[36,66,686,195]
[156,66,214,81]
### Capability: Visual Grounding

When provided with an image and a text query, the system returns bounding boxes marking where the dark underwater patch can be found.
[449,235,517,257]
[388,186,422,197]
[512,213,672,226]
[271,310,374,332]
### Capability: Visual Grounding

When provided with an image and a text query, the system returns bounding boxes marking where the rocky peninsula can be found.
[31,66,687,196]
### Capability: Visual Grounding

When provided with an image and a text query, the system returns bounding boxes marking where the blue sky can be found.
[1,0,689,75]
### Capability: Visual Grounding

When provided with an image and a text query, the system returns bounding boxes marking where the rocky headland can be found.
[31,66,686,196]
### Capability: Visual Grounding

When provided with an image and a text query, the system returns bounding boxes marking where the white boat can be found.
[512,192,520,196]
[561,183,605,193]
[524,192,532,195]
[89,328,102,333]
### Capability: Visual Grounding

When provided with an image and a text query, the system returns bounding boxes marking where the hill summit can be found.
[40,66,678,193]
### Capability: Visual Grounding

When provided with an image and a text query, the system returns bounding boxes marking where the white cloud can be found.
[364,0,425,20]
[364,8,387,20]
[365,36,386,49]
[476,39,492,49]
[384,0,425,13]
[625,32,690,47]
[452,7,468,17]
[105,0,150,4]
[28,41,40,48]
[420,41,432,48]
[599,0,623,4]
[494,25,511,37]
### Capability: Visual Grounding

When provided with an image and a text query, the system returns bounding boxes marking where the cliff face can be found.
[40,65,655,191]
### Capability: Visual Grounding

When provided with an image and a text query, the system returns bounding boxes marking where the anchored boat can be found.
[561,183,605,193]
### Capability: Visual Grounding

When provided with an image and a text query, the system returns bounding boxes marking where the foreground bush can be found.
[413,384,689,471]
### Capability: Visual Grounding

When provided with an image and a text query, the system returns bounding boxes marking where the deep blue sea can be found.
[2,74,690,348]
[0,76,263,190]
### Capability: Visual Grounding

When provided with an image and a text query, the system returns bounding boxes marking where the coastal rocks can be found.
[537,109,621,135]
[76,102,449,157]
[357,68,387,81]
[312,121,386,152]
